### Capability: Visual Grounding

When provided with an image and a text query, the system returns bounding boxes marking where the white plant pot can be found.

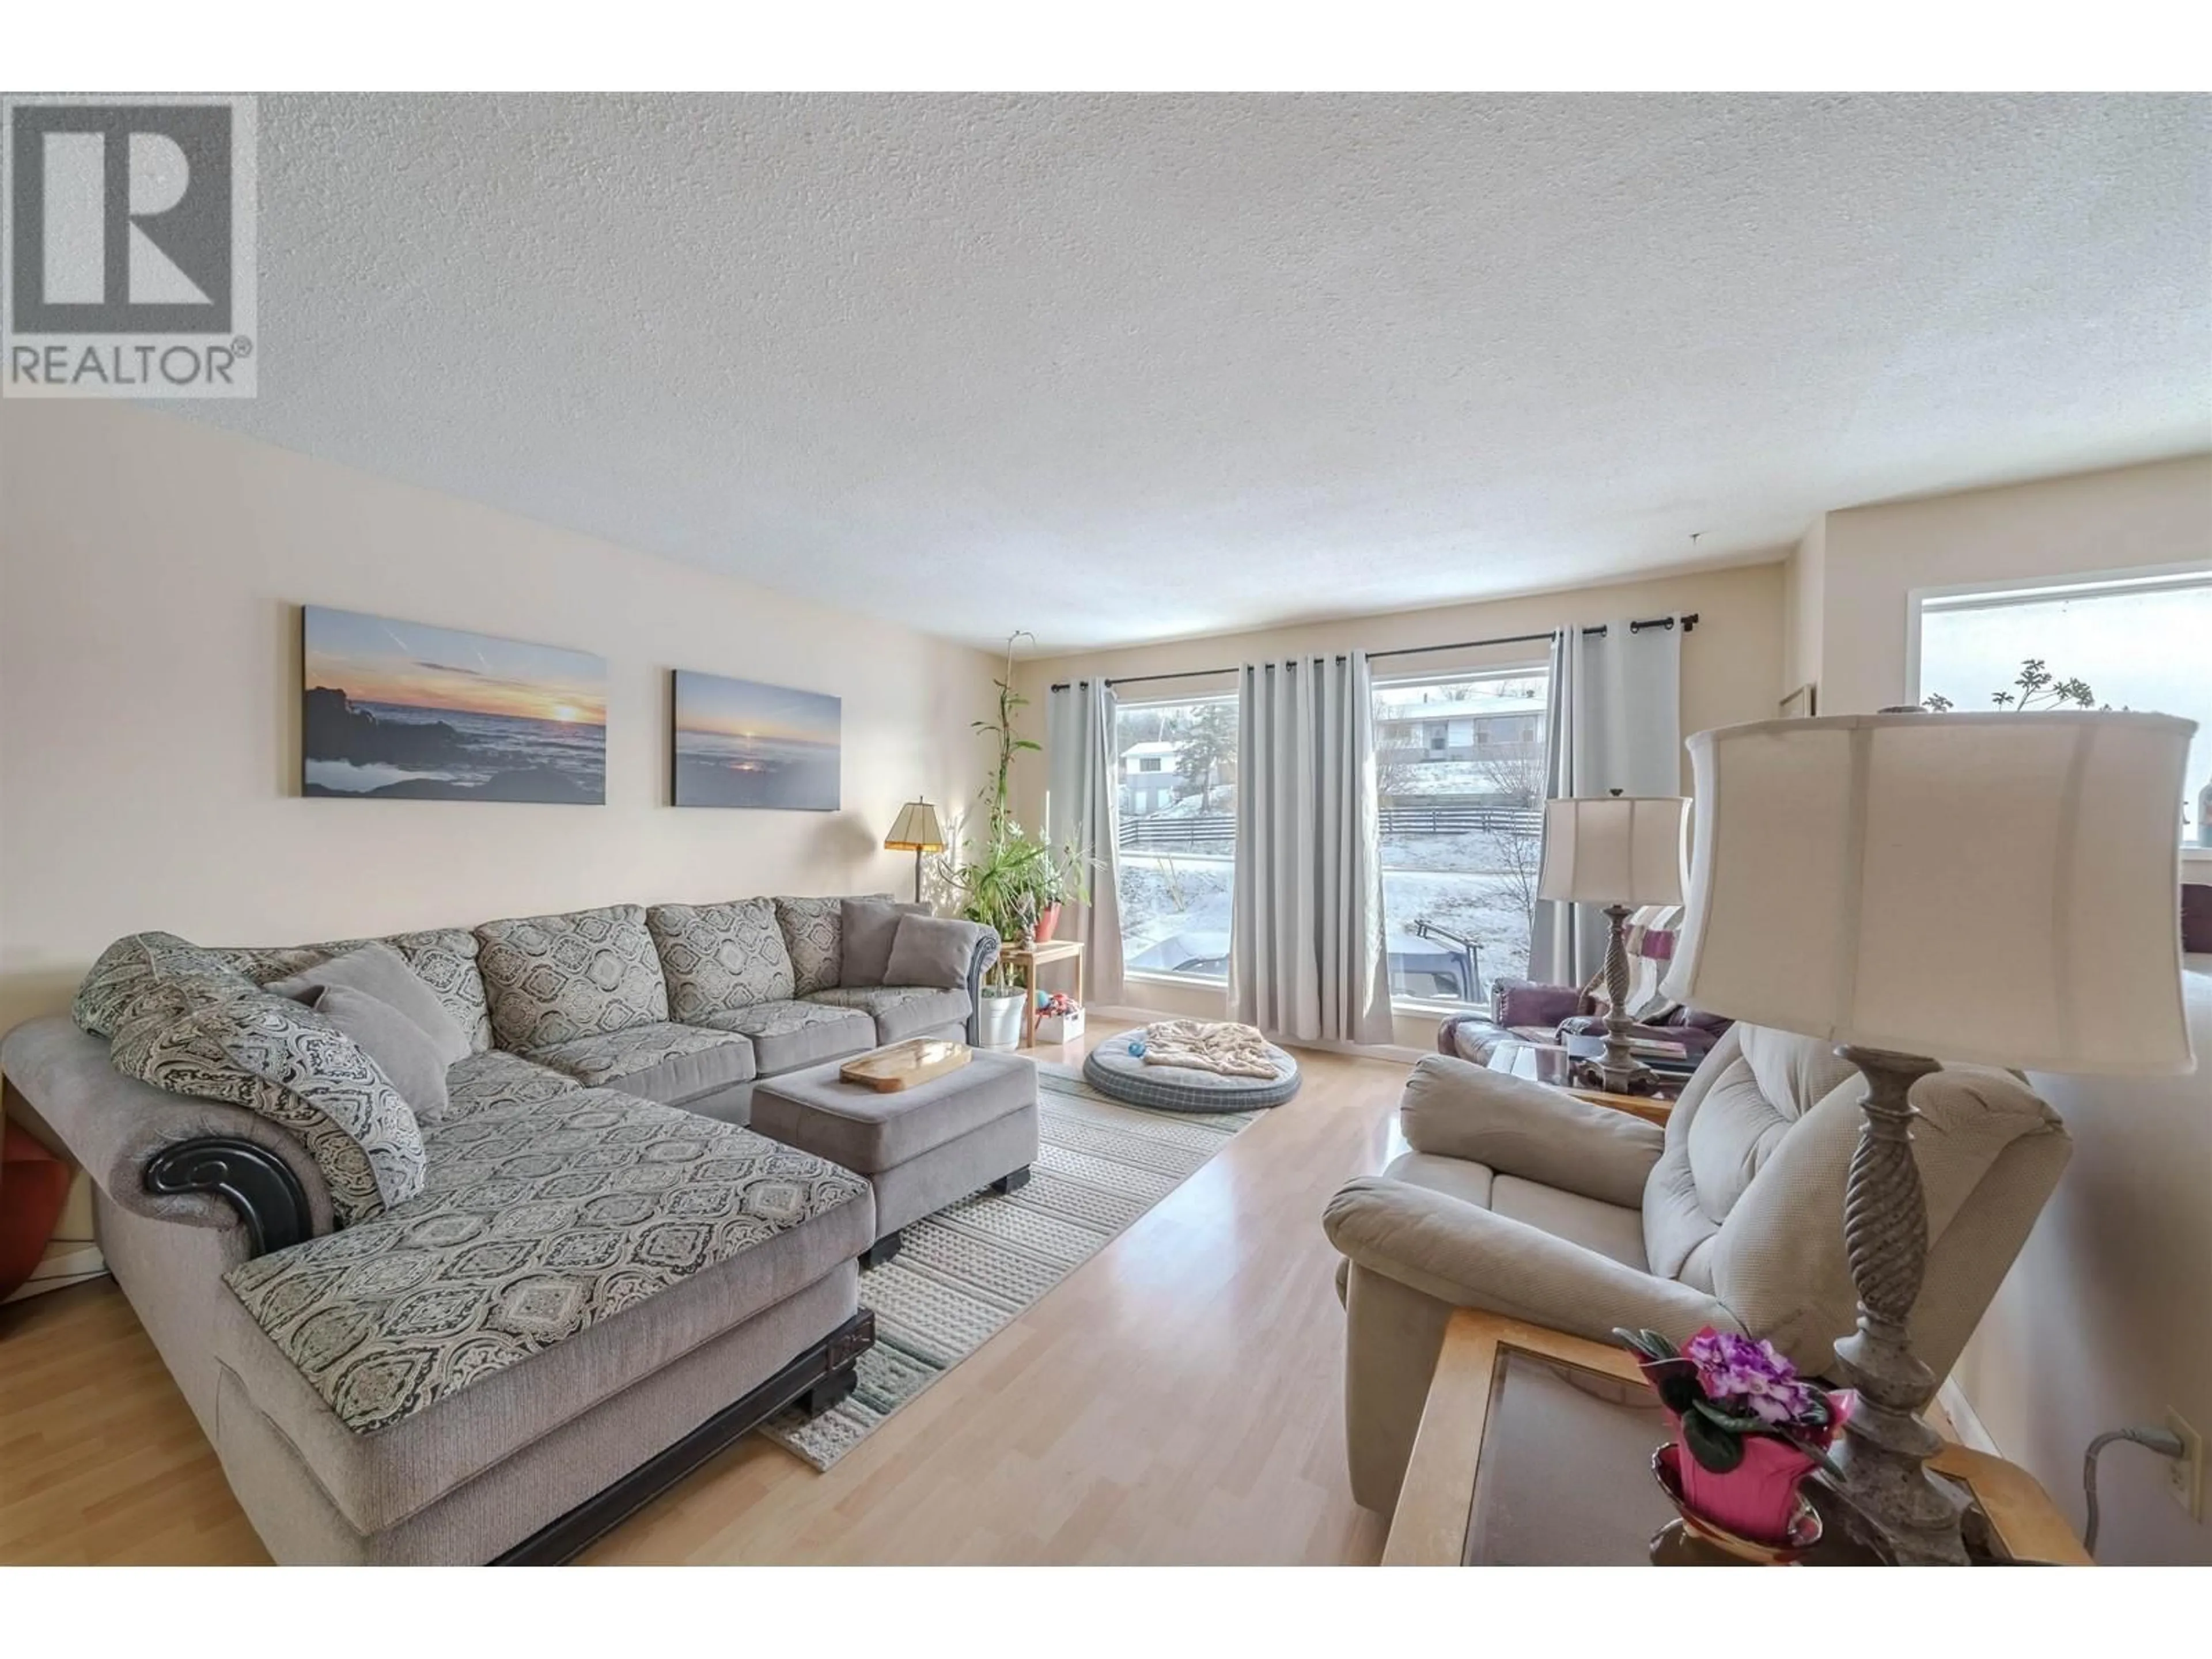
[979,991,1025,1051]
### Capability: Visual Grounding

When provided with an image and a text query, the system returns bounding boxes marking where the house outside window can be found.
[1913,569,2212,849]
[1115,695,1238,982]
[1372,667,1551,1005]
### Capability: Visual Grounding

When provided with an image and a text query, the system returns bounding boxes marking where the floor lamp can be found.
[884,800,945,904]
[1535,791,1687,1094]
[1662,709,2197,1564]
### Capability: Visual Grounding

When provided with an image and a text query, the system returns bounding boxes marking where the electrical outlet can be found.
[2168,1410,2205,1521]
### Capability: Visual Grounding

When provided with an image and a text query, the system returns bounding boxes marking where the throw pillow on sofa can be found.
[271,941,472,1066]
[298,982,452,1119]
[213,927,496,1056]
[773,893,894,995]
[884,914,980,990]
[839,899,926,988]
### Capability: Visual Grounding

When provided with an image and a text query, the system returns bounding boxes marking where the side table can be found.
[1002,939,1084,1048]
[1484,1038,1684,1127]
[1385,1306,2089,1567]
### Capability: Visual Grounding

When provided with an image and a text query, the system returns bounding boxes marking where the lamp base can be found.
[1585,904,1653,1096]
[1823,1044,1971,1566]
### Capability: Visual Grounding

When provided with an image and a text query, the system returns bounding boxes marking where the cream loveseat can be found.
[1322,1027,2072,1512]
[0,894,999,1565]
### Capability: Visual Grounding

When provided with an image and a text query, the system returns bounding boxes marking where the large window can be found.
[1115,695,1238,982]
[1915,570,2212,848]
[1373,666,1551,1005]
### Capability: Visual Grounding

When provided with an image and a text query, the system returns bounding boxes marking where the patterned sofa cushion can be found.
[221,1090,871,1437]
[73,931,255,1037]
[772,894,893,997]
[804,984,972,1046]
[434,1049,581,1127]
[646,899,794,1020]
[474,904,669,1050]
[517,1021,756,1106]
[209,928,496,1055]
[107,975,427,1224]
[691,999,875,1075]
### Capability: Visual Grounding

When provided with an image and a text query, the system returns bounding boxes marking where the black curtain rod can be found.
[1049,613,1697,692]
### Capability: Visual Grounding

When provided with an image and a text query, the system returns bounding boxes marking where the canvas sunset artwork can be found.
[673,670,841,810]
[301,606,608,803]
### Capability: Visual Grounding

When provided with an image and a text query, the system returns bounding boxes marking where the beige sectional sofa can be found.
[0,892,999,1565]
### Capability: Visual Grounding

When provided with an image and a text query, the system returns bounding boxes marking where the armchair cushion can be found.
[1397,1054,1664,1209]
[1323,1175,1731,1344]
[1707,1059,2069,1379]
[1641,1025,1859,1286]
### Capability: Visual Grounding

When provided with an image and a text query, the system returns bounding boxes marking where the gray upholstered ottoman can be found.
[751,1048,1039,1266]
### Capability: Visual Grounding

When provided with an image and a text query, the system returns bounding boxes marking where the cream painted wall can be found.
[1011,560,1789,1041]
[1952,960,2212,1566]
[1786,453,2212,1563]
[1814,453,2211,714]
[1015,559,1789,801]
[1781,516,1824,699]
[0,402,1000,1036]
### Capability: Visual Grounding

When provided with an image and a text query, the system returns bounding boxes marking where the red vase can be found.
[1033,904,1062,943]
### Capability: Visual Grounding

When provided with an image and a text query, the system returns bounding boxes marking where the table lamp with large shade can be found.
[1662,709,2198,1565]
[1535,791,1688,1094]
[883,799,945,903]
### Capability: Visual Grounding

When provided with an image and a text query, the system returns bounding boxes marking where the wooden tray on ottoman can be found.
[839,1039,973,1093]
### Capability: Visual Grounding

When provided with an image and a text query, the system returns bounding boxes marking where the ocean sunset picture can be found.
[673,671,841,810]
[301,606,608,804]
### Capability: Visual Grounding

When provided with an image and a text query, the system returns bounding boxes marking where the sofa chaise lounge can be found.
[0,892,1001,1565]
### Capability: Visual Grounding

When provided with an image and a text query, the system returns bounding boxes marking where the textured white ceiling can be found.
[189,92,2211,653]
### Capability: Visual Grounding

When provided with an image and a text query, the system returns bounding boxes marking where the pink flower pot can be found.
[1033,904,1062,943]
[1663,1410,1820,1544]
[1647,1386,1854,1547]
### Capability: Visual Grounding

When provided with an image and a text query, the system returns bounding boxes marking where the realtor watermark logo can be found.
[3,93,256,397]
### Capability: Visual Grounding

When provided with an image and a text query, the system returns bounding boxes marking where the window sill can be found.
[1392,997,1486,1020]
[1122,969,1230,991]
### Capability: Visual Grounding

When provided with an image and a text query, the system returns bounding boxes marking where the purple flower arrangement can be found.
[1614,1326,1844,1479]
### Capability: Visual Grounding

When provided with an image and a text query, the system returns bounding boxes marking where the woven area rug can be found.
[763,1058,1260,1469]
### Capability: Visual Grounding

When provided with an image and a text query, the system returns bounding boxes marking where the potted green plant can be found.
[1028,838,1093,942]
[934,632,1053,1048]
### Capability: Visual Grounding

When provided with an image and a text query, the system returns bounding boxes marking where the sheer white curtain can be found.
[1529,619,1684,983]
[1230,652,1392,1044]
[1045,678,1125,1006]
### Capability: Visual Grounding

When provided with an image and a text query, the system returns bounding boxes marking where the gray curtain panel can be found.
[1230,652,1392,1044]
[1529,619,1685,984]
[1045,678,1126,1006]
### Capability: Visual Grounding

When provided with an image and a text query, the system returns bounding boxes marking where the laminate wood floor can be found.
[0,1021,1407,1565]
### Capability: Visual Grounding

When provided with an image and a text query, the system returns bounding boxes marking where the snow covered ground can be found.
[1116,834,1536,997]
[1381,868,1532,987]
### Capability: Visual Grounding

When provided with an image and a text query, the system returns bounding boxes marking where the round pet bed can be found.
[1082,1032,1302,1113]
